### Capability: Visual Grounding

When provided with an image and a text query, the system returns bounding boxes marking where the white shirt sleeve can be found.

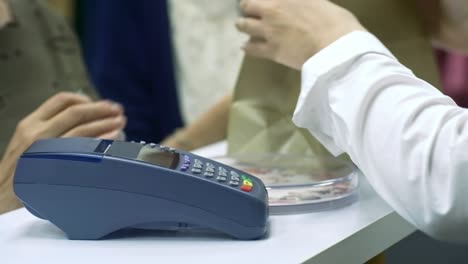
[293,31,468,242]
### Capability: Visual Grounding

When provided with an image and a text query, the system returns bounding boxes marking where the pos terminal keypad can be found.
[135,142,256,193]
[142,142,255,193]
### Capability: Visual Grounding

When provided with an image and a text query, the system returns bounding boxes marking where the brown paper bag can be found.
[228,0,440,156]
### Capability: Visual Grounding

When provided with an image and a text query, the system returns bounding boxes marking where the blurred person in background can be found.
[78,0,245,146]
[0,0,126,214]
[167,0,246,123]
[78,0,183,144]
[418,0,468,107]
[437,49,468,107]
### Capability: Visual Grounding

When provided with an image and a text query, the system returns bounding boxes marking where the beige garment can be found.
[47,0,75,23]
[0,0,13,29]
[0,0,97,154]
[227,0,441,155]
[168,0,247,123]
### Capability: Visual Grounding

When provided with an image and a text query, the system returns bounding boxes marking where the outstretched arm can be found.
[236,0,468,242]
[161,93,232,151]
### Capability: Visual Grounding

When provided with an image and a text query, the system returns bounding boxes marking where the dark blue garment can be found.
[78,0,182,143]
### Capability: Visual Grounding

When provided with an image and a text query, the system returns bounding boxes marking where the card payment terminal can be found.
[13,138,268,240]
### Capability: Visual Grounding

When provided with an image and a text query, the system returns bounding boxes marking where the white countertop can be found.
[0,142,415,264]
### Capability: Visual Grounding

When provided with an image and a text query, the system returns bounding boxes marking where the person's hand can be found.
[236,0,365,70]
[0,92,126,214]
[6,91,126,156]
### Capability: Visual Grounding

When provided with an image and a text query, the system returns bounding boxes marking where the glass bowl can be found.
[213,154,359,215]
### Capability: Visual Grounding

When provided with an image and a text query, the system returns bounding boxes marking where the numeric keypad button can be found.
[218,167,228,177]
[231,175,240,182]
[216,176,227,182]
[204,172,214,178]
[229,180,240,187]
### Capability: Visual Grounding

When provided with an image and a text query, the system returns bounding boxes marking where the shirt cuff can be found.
[292,31,395,156]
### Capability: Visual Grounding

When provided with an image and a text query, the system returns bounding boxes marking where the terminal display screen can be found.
[136,146,179,169]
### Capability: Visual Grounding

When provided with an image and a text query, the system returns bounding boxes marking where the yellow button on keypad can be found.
[243,180,253,187]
